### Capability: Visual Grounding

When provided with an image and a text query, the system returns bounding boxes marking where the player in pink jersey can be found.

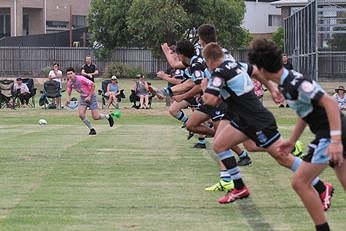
[65,67,114,135]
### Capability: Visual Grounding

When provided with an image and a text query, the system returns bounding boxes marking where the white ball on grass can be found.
[38,119,48,125]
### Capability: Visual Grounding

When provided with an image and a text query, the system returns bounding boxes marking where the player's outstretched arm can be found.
[161,43,186,69]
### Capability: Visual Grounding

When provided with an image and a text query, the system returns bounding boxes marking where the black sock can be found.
[313,180,325,195]
[233,178,245,189]
[315,223,330,231]
[221,156,244,189]
[166,87,173,97]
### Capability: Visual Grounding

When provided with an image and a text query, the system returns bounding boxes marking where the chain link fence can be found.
[284,0,346,80]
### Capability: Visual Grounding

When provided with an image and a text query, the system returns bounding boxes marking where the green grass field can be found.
[0,79,345,231]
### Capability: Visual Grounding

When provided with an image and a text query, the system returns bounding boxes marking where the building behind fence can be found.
[284,0,346,80]
[0,47,249,78]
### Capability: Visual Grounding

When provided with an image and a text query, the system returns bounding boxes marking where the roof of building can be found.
[271,0,308,7]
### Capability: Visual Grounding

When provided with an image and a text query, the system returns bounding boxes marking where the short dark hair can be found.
[66,67,75,73]
[16,77,22,81]
[198,24,217,44]
[169,44,176,52]
[53,63,59,67]
[248,39,283,73]
[175,40,195,58]
[203,42,224,61]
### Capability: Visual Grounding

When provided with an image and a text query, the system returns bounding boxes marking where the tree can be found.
[195,0,251,48]
[89,0,251,56]
[272,26,284,51]
[88,0,134,49]
[126,0,189,56]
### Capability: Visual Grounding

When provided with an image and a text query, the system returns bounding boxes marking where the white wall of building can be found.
[242,1,282,33]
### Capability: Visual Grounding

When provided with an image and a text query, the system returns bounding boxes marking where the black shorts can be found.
[185,97,200,109]
[230,120,281,148]
[197,104,224,122]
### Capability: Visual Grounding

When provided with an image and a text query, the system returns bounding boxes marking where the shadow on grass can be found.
[236,197,274,231]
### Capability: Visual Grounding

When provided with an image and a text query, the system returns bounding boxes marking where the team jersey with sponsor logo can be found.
[187,55,210,84]
[205,61,275,130]
[279,68,331,134]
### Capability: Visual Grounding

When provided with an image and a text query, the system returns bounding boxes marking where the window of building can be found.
[23,14,29,35]
[46,21,69,28]
[268,14,281,27]
[72,15,87,28]
[0,9,11,37]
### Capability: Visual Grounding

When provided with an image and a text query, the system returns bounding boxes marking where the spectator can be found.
[282,54,293,70]
[48,62,63,108]
[105,75,120,109]
[81,55,99,82]
[132,74,150,109]
[13,77,30,107]
[334,85,346,110]
[279,54,293,107]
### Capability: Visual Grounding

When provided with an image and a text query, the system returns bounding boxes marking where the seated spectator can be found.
[105,75,120,109]
[132,74,150,109]
[334,85,346,110]
[48,63,63,109]
[13,77,30,107]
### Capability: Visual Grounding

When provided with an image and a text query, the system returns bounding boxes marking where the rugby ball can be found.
[38,119,48,125]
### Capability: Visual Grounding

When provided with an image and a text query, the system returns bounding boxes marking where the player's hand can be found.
[85,96,91,103]
[327,142,344,167]
[161,43,170,53]
[270,89,284,104]
[277,141,295,156]
[65,100,70,106]
[156,71,166,79]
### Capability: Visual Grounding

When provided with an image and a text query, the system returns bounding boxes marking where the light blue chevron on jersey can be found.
[224,70,254,96]
[288,81,325,118]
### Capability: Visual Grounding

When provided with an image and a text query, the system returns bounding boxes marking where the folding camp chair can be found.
[39,80,61,109]
[98,79,125,109]
[0,79,15,109]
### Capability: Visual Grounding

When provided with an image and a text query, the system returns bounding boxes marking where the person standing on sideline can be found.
[282,54,293,70]
[81,55,99,82]
[48,63,63,109]
[279,54,293,107]
[65,67,114,135]
[248,39,346,231]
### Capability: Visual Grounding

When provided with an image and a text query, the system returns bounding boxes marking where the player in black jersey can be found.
[202,42,334,211]
[248,39,346,231]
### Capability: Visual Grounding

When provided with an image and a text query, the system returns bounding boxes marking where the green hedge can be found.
[103,62,145,79]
